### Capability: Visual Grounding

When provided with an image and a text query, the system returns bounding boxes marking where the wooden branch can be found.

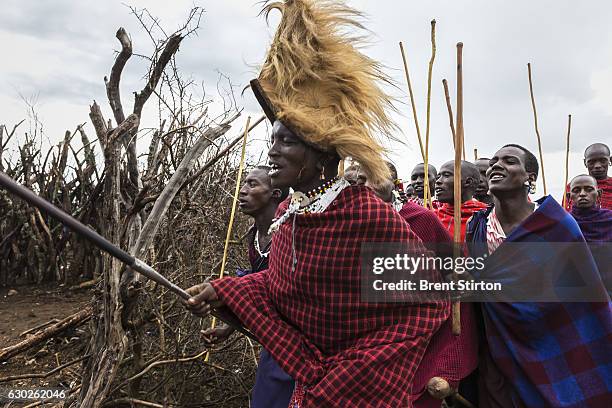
[130,114,237,260]
[103,398,164,408]
[89,101,109,150]
[399,42,425,160]
[0,306,92,363]
[562,114,572,209]
[442,78,456,149]
[0,355,89,383]
[527,63,547,195]
[180,115,265,195]
[20,319,60,337]
[133,33,183,118]
[106,28,132,126]
[452,42,464,336]
[423,20,436,209]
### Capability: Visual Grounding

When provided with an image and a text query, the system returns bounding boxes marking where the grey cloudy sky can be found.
[2,0,611,199]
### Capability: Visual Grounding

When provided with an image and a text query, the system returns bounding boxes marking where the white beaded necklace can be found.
[268,177,349,234]
[254,230,270,258]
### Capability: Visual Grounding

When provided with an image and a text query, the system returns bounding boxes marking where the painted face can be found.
[238,168,274,216]
[584,147,611,181]
[569,176,599,209]
[474,159,490,197]
[434,163,455,204]
[487,146,535,195]
[267,121,321,191]
[410,164,436,199]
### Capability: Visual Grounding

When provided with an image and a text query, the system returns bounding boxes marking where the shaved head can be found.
[583,143,611,180]
[435,160,480,204]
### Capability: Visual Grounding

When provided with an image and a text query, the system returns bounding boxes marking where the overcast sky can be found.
[2,0,611,199]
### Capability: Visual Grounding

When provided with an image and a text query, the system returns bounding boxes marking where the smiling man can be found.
[433,160,487,242]
[465,144,612,407]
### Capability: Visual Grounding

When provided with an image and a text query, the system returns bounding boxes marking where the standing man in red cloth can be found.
[434,160,488,241]
[184,1,449,406]
[565,143,612,210]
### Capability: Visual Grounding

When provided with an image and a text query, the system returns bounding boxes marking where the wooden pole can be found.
[474,148,478,161]
[205,116,251,362]
[399,42,425,161]
[527,63,547,195]
[562,114,572,209]
[442,79,456,149]
[452,43,464,336]
[423,19,437,208]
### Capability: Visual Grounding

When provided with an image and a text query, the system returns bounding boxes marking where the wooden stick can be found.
[0,306,93,363]
[399,42,425,161]
[442,79,456,149]
[452,42,464,336]
[205,116,251,362]
[562,114,572,209]
[423,19,437,208]
[527,63,547,195]
[474,148,478,161]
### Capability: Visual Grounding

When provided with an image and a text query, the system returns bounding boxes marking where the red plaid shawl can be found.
[434,200,488,242]
[212,185,449,407]
[564,176,612,210]
[399,201,479,407]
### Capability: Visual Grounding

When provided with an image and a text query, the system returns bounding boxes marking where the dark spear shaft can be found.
[0,171,256,341]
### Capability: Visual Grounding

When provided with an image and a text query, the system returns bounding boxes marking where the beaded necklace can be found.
[254,230,271,258]
[268,177,347,233]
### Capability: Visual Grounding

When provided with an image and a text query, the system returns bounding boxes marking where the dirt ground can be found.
[0,284,91,407]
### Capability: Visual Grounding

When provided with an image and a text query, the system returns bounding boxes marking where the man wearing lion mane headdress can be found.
[185,1,449,406]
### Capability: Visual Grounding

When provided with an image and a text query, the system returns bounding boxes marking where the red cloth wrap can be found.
[399,201,479,407]
[212,186,449,407]
[434,200,489,242]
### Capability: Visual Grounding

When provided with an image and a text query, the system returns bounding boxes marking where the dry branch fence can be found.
[1,8,261,407]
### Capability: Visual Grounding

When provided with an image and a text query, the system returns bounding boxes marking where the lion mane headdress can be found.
[251,0,397,185]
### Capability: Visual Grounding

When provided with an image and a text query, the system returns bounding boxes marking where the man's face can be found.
[487,146,534,195]
[268,121,320,190]
[434,163,455,204]
[569,176,599,209]
[239,169,274,216]
[474,159,490,197]
[584,146,611,181]
[410,164,436,199]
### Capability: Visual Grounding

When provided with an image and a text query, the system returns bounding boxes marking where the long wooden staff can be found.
[399,42,425,161]
[205,116,251,361]
[423,19,437,208]
[527,63,547,195]
[562,114,572,209]
[0,171,256,341]
[442,79,456,149]
[452,43,464,336]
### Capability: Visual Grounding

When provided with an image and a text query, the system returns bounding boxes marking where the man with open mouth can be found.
[433,160,487,242]
[466,144,611,407]
[184,1,448,406]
